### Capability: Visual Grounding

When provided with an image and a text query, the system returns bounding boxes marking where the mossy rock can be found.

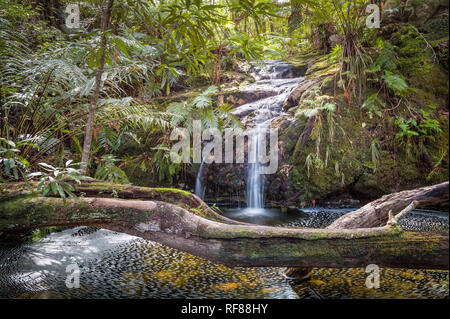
[421,11,449,41]
[352,173,387,199]
[404,0,446,26]
[305,55,333,76]
[275,44,448,203]
[388,24,448,100]
[290,62,308,77]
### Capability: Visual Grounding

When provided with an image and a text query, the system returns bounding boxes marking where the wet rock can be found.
[291,63,308,77]
[250,60,296,80]
[284,79,318,111]
[351,173,386,199]
[285,206,309,217]
[225,90,279,108]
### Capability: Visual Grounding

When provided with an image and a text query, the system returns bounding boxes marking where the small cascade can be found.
[194,59,303,208]
[246,126,264,208]
[240,60,303,208]
[194,160,206,200]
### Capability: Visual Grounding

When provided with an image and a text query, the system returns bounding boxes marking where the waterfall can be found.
[246,126,264,208]
[195,160,206,200]
[194,60,303,208]
[240,60,303,209]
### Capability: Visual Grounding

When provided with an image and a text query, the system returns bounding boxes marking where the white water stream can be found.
[195,60,303,208]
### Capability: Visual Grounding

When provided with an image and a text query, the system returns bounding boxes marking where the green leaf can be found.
[42,185,51,197]
[39,162,56,171]
[56,183,66,200]
[50,182,58,195]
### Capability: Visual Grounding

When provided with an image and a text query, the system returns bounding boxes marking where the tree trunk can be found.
[329,181,449,229]
[285,181,449,278]
[80,0,114,175]
[0,182,448,270]
[288,0,302,33]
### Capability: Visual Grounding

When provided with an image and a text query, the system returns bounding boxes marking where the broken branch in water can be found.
[387,201,417,226]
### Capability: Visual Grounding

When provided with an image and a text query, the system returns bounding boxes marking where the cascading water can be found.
[246,126,264,208]
[237,60,303,209]
[194,160,206,199]
[193,60,303,208]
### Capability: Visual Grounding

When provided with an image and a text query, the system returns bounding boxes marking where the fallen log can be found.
[285,182,449,278]
[0,182,448,270]
[0,180,244,225]
[329,181,449,229]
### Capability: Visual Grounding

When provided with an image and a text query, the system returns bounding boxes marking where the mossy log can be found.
[0,181,448,269]
[0,180,244,225]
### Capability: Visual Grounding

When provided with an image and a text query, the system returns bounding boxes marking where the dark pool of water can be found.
[221,207,353,227]
[0,207,448,299]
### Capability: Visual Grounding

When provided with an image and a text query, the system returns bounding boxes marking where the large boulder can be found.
[405,0,447,26]
[383,0,449,26]
[283,79,318,111]
[383,0,448,26]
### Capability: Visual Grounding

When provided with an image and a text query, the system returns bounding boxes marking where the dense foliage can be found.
[0,0,448,202]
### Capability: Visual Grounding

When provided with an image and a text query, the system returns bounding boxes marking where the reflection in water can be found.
[0,230,297,299]
[0,208,448,299]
